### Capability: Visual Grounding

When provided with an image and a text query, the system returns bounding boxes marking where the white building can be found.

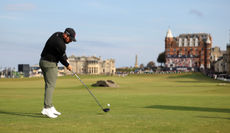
[65,54,116,74]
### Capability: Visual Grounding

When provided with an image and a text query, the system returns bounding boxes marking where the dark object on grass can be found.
[92,80,119,87]
[103,108,110,112]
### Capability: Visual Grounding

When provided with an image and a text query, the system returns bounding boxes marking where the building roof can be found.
[87,56,100,60]
[221,51,227,54]
[166,29,173,37]
[69,54,77,58]
[178,33,210,42]
[206,36,211,43]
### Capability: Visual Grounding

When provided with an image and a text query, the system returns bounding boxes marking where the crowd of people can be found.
[165,58,196,68]
[132,69,196,75]
[117,67,230,82]
[200,68,230,80]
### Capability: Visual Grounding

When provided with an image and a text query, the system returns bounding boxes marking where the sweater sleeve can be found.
[56,45,69,67]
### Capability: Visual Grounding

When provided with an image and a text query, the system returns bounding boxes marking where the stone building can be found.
[210,46,227,70]
[165,29,212,71]
[211,46,226,61]
[65,54,116,74]
[227,43,230,74]
[214,57,225,73]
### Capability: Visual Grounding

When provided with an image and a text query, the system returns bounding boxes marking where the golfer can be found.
[39,28,76,118]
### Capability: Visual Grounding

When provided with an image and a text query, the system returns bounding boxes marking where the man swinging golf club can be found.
[39,28,76,118]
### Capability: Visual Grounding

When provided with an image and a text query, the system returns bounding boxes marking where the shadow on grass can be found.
[173,81,202,83]
[195,116,230,120]
[144,105,230,113]
[97,113,105,115]
[0,110,47,118]
[167,73,224,83]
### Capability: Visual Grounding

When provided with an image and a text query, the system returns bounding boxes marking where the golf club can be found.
[71,71,110,113]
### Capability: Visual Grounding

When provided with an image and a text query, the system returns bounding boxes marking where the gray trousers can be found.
[39,59,58,108]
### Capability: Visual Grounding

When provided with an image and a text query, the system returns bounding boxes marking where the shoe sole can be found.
[41,111,58,118]
[53,113,61,115]
[41,111,46,115]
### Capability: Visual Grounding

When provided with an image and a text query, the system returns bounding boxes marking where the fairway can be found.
[0,73,230,133]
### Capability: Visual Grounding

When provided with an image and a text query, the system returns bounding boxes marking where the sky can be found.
[0,0,230,70]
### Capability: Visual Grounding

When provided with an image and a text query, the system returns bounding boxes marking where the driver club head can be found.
[103,108,110,113]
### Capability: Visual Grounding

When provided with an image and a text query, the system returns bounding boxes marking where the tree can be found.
[139,64,145,68]
[147,61,155,69]
[157,52,165,66]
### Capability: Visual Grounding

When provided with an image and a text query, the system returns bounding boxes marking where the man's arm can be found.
[66,59,72,71]
[56,45,72,71]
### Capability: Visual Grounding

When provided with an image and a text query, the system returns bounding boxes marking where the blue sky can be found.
[0,0,230,69]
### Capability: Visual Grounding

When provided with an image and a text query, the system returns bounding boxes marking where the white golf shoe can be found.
[41,108,58,118]
[51,106,61,115]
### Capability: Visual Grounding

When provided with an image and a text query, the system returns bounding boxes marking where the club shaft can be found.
[71,71,104,110]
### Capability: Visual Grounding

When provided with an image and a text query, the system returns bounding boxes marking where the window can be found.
[174,48,176,51]
[196,48,198,51]
[190,48,193,51]
[179,38,182,47]
[184,38,188,47]
[94,67,98,74]
[88,67,91,73]
[185,48,187,51]
[195,38,198,47]
[189,38,193,47]
[180,48,182,51]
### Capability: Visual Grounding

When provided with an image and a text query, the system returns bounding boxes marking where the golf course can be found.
[0,72,230,133]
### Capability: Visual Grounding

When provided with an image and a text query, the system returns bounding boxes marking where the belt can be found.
[41,57,57,63]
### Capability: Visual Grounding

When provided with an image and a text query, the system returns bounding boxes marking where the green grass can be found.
[0,73,230,133]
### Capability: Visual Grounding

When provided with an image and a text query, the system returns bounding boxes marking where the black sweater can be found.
[41,32,69,67]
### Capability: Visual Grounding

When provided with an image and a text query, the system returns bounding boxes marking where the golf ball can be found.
[107,104,110,106]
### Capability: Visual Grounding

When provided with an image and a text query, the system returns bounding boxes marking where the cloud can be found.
[3,3,35,11]
[188,9,203,17]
